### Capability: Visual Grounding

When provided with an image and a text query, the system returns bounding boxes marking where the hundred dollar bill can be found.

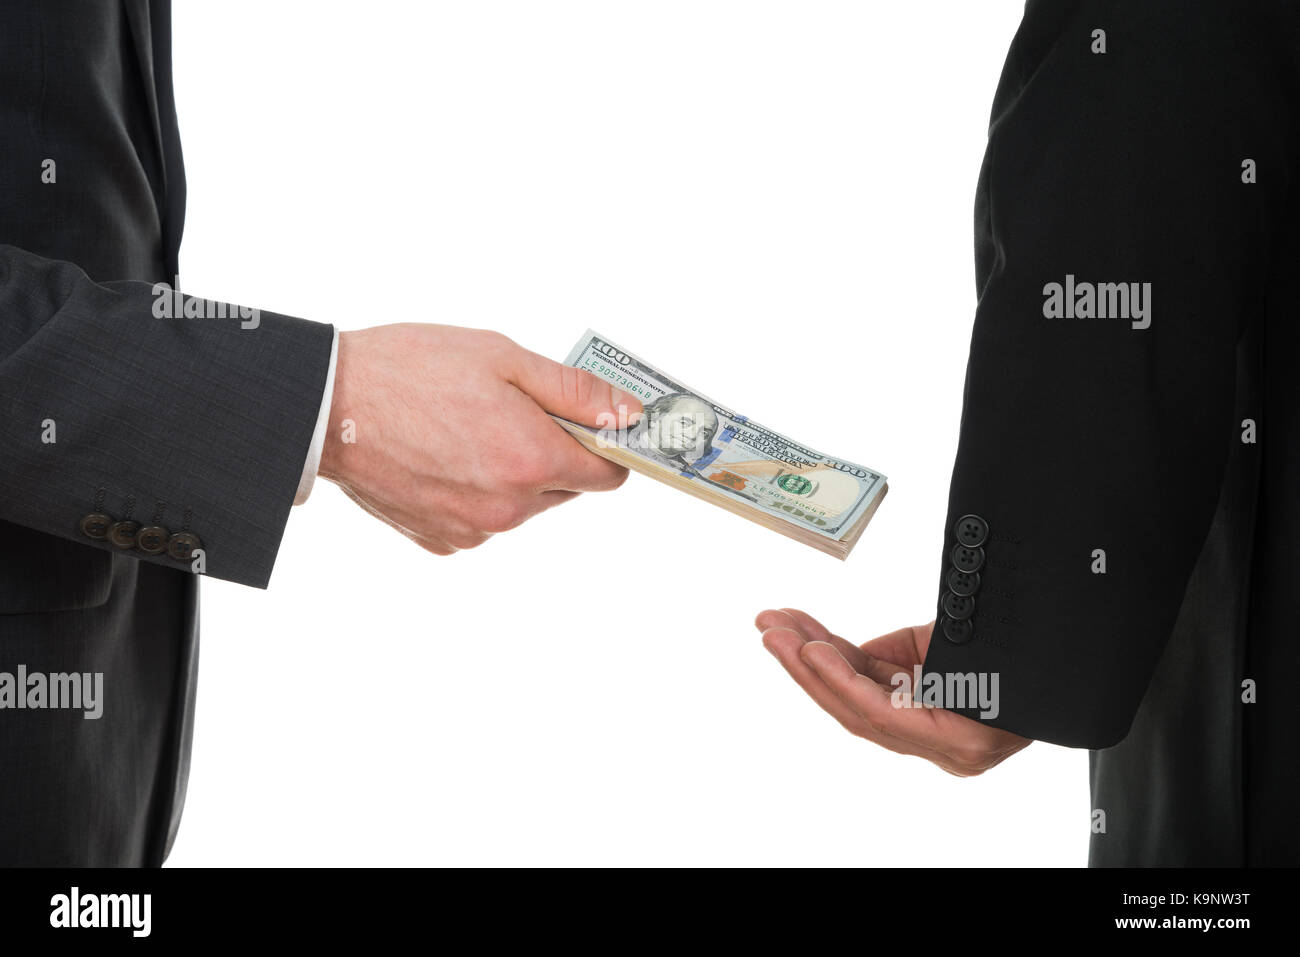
[553,331,888,558]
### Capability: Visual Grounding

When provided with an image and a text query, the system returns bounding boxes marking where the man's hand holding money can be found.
[318,323,642,555]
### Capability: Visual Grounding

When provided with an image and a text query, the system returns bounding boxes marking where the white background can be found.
[167,0,1087,866]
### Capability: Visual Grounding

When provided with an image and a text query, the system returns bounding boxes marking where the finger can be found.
[792,641,986,769]
[764,628,989,772]
[429,483,581,532]
[762,627,878,738]
[496,388,633,493]
[859,624,930,670]
[340,486,462,555]
[342,484,502,551]
[755,608,894,684]
[544,428,631,492]
[799,640,987,767]
[776,608,882,676]
[537,489,581,508]
[767,631,946,763]
[768,609,930,672]
[508,350,643,429]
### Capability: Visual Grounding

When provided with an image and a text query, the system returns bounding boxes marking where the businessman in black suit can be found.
[759,0,1300,866]
[0,0,638,865]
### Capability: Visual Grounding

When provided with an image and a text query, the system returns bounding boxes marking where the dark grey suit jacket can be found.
[0,0,333,864]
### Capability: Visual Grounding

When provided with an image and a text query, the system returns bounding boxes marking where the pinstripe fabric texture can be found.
[0,249,334,590]
[0,0,332,864]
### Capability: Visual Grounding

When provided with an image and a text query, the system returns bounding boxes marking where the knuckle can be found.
[841,717,868,739]
[479,328,515,352]
[952,746,988,770]
[579,465,618,494]
[479,500,528,534]
[438,516,491,550]
[470,329,516,367]
[582,464,624,492]
[449,531,490,550]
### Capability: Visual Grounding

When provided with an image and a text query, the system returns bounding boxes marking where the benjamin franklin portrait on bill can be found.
[623,393,720,471]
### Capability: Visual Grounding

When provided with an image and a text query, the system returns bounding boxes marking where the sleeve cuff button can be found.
[942,617,974,645]
[954,514,989,547]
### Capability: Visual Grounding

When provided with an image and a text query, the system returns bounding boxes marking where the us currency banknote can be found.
[553,331,887,557]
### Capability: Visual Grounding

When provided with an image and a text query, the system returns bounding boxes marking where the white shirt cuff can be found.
[294,326,340,506]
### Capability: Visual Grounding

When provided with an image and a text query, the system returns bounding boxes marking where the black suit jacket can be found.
[920,0,1299,865]
[0,0,333,864]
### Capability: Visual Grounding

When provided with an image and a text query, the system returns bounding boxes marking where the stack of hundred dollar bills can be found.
[553,331,887,559]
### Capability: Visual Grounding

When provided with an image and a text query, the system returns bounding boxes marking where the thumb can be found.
[509,349,643,428]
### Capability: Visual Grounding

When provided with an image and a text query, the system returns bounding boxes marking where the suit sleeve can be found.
[0,244,334,588]
[918,0,1289,747]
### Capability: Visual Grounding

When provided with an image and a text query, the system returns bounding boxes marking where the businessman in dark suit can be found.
[758,0,1299,866]
[0,0,638,865]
